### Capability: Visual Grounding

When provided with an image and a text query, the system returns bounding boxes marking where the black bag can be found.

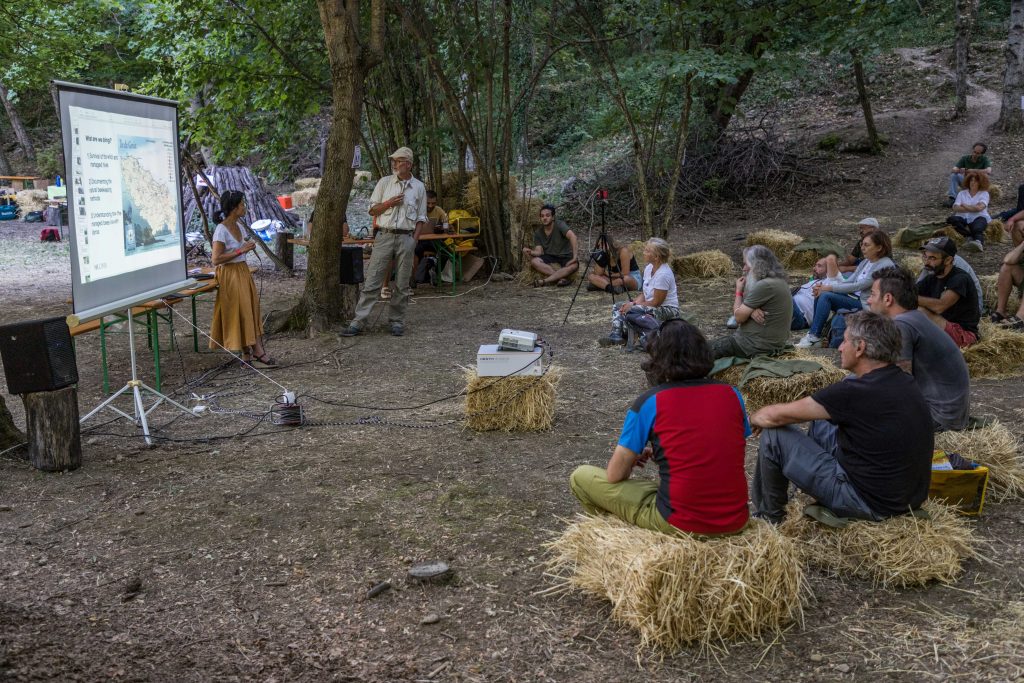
[414,255,436,284]
[624,309,661,350]
[24,211,44,223]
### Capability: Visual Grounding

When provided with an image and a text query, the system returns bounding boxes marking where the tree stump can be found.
[275,231,294,271]
[0,394,25,452]
[21,386,81,471]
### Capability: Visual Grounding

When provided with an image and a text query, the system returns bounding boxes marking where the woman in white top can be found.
[947,173,991,252]
[209,190,277,368]
[600,237,681,347]
[796,230,895,347]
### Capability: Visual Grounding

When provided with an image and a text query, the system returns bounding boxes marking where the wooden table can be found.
[418,232,479,292]
[0,175,46,190]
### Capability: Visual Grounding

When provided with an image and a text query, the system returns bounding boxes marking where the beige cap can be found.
[389,146,414,161]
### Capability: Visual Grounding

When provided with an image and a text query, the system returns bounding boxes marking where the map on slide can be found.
[120,136,179,255]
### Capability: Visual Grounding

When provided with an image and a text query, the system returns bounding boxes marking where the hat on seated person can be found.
[920,236,957,258]
[389,146,414,161]
[858,217,880,229]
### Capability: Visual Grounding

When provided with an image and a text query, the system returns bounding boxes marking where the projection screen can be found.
[56,81,193,322]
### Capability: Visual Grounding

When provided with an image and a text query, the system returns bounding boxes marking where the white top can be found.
[954,189,991,222]
[793,276,842,324]
[643,262,679,308]
[369,174,427,230]
[212,223,248,264]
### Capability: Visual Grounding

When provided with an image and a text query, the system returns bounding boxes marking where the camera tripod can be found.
[562,189,633,325]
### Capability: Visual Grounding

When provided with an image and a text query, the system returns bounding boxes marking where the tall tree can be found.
[997,0,1024,132]
[0,395,24,452]
[0,83,35,161]
[953,0,980,119]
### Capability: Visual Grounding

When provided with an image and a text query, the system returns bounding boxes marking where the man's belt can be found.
[379,227,414,235]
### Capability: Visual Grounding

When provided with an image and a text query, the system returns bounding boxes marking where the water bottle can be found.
[55,175,62,187]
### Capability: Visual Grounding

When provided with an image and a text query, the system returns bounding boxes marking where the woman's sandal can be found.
[989,311,1008,324]
[1005,317,1024,332]
[252,354,279,369]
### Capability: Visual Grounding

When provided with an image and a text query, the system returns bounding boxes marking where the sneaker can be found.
[586,283,602,292]
[339,324,362,337]
[963,239,982,253]
[726,315,739,330]
[390,323,404,337]
[598,332,626,347]
[795,333,821,348]
[612,285,625,295]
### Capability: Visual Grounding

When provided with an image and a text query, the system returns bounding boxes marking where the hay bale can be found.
[512,196,543,229]
[962,320,1024,379]
[546,515,806,652]
[463,175,518,216]
[464,367,560,431]
[630,240,646,269]
[935,420,1024,500]
[745,230,802,262]
[898,252,924,277]
[986,219,1005,245]
[785,238,844,270]
[15,190,47,213]
[291,187,319,207]
[990,183,1003,201]
[979,274,1021,313]
[714,350,847,413]
[294,177,321,190]
[671,250,734,279]
[936,226,967,245]
[779,500,977,588]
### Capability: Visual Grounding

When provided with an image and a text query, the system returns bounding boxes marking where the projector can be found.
[498,329,537,352]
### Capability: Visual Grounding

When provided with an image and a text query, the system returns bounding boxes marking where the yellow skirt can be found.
[210,261,263,351]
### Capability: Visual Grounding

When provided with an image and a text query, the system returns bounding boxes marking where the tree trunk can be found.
[0,142,12,176]
[0,394,24,452]
[659,76,693,239]
[953,0,980,119]
[22,387,81,472]
[0,81,36,161]
[851,50,883,155]
[997,0,1024,132]
[279,0,383,335]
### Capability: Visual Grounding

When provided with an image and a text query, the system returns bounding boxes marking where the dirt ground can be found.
[2,51,1024,681]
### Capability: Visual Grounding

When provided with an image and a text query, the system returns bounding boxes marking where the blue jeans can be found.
[948,172,965,198]
[809,292,861,337]
[791,306,808,330]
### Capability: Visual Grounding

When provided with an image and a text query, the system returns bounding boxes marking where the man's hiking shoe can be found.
[339,324,362,337]
[390,323,405,337]
[599,332,626,347]
[964,239,983,253]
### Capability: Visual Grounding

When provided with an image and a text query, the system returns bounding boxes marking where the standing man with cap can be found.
[342,147,426,337]
[837,217,881,274]
[917,237,981,348]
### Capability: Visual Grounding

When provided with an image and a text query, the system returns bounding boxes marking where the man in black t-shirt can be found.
[917,237,980,348]
[750,311,933,524]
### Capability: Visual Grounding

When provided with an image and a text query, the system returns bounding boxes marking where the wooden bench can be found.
[0,176,46,190]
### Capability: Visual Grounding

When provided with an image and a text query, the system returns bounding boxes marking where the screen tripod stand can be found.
[562,189,633,325]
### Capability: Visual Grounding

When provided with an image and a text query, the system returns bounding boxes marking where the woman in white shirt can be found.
[600,238,681,347]
[947,173,991,252]
[209,191,277,368]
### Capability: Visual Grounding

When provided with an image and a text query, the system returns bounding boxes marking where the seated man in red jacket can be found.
[570,319,750,536]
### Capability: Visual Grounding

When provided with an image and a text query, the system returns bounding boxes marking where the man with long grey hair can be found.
[709,245,793,359]
[748,311,933,524]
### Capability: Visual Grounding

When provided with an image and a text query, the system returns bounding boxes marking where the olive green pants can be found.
[569,465,681,536]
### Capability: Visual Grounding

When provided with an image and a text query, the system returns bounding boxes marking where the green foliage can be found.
[817,132,843,151]
[35,142,63,178]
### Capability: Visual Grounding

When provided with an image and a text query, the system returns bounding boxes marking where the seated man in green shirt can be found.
[946,142,992,207]
[710,245,793,359]
[521,204,579,287]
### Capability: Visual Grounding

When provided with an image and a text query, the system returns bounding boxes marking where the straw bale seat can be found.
[962,320,1024,379]
[546,515,806,652]
[464,367,560,432]
[779,500,977,588]
[978,274,1021,314]
[785,237,844,270]
[671,250,734,279]
[935,420,1024,500]
[745,229,802,262]
[712,350,847,413]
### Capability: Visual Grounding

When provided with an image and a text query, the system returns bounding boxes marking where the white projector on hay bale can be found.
[477,329,542,377]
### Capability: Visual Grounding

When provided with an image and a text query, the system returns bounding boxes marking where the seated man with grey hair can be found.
[710,245,793,359]
[749,311,934,524]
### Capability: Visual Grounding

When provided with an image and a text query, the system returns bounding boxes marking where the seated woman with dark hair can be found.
[570,319,751,536]
[587,235,642,294]
[947,172,991,252]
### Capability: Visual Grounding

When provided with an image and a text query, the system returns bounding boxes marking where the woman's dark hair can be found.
[214,190,245,223]
[595,234,621,269]
[862,229,892,259]
[966,173,990,192]
[641,319,713,386]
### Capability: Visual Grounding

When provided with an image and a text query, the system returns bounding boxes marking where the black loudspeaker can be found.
[340,245,364,285]
[0,317,79,394]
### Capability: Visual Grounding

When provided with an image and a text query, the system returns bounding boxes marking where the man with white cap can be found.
[342,146,427,337]
[837,217,881,273]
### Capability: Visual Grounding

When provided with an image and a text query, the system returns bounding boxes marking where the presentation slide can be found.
[68,107,180,283]
[57,82,191,320]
